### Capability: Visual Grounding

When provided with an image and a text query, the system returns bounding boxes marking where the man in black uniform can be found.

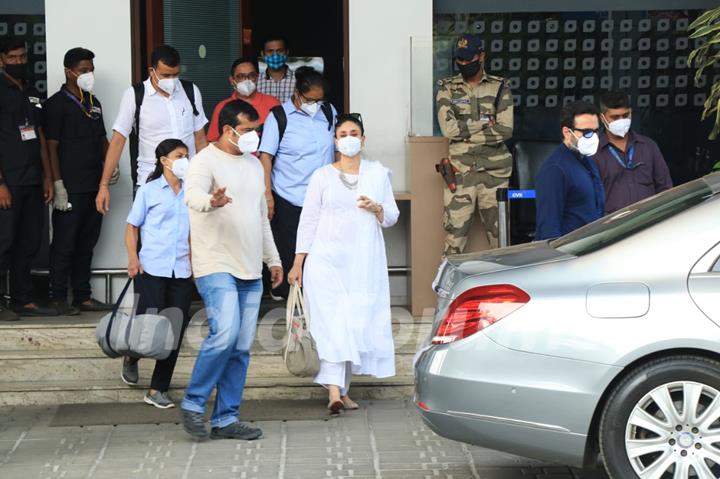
[44,47,112,315]
[0,35,56,319]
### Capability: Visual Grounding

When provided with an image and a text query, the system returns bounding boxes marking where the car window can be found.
[551,173,720,256]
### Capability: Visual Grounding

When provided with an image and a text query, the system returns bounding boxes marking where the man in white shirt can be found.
[95,45,208,214]
[180,99,283,441]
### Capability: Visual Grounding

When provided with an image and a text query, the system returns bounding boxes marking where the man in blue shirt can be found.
[535,101,605,240]
[258,67,336,298]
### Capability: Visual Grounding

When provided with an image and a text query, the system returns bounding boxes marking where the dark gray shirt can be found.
[593,131,672,214]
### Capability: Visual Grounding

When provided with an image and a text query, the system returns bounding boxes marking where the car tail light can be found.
[432,284,530,345]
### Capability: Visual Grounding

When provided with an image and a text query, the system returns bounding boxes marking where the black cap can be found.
[454,34,484,61]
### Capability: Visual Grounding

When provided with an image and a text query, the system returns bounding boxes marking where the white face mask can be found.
[605,117,631,138]
[76,72,95,92]
[574,132,600,157]
[153,70,178,95]
[230,129,260,154]
[301,102,321,117]
[235,79,256,97]
[167,157,189,179]
[336,136,362,157]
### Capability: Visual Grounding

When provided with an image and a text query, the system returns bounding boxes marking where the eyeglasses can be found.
[234,72,259,82]
[299,92,324,105]
[572,128,600,138]
[336,112,363,125]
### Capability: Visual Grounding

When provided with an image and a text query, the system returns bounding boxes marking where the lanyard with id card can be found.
[19,122,37,141]
[20,94,40,141]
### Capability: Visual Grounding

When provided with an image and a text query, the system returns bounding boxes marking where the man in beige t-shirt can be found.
[180,99,283,441]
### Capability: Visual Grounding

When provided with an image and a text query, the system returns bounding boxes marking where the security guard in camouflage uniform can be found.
[437,34,513,255]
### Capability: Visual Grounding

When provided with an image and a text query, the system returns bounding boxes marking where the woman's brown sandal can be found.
[328,400,345,416]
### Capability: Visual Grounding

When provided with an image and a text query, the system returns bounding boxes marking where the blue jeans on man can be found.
[181,273,262,428]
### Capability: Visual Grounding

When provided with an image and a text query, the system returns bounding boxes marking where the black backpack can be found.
[269,103,334,144]
[128,79,199,185]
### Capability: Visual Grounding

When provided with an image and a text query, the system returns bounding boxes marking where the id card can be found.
[19,124,37,141]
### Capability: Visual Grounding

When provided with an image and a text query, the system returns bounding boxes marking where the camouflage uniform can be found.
[436,72,514,255]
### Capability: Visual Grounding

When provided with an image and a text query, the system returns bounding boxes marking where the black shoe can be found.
[74,298,113,312]
[121,357,139,386]
[13,304,60,317]
[181,409,209,440]
[210,421,263,440]
[49,300,80,316]
[0,306,19,322]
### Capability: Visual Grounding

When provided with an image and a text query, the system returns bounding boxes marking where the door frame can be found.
[131,0,349,112]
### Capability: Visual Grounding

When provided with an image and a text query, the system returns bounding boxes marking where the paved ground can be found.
[0,400,609,479]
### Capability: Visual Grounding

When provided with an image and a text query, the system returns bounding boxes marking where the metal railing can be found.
[3,268,127,305]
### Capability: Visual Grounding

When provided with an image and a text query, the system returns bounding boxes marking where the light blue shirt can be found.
[126,175,192,279]
[259,99,336,207]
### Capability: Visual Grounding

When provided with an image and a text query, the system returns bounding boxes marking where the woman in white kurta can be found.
[288,114,399,415]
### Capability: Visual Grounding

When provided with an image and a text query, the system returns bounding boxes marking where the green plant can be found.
[689,7,720,140]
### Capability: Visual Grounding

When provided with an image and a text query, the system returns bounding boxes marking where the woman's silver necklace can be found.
[338,168,358,190]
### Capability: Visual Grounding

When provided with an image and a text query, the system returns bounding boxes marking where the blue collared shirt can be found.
[126,175,191,278]
[535,144,606,241]
[258,99,336,207]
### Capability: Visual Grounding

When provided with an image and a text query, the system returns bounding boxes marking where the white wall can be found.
[45,0,133,300]
[348,0,434,191]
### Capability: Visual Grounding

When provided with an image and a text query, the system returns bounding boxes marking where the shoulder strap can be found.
[104,278,134,357]
[129,83,144,186]
[271,105,287,143]
[179,79,199,116]
[321,103,334,131]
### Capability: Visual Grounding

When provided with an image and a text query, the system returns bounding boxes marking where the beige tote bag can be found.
[282,284,321,377]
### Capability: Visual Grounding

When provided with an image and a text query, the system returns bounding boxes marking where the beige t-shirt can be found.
[185,143,281,279]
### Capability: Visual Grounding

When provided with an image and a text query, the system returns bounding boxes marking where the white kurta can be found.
[296,160,400,378]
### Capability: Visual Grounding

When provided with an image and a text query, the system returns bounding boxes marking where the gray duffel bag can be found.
[96,278,176,360]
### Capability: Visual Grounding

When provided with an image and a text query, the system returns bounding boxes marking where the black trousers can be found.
[49,192,103,303]
[133,272,194,392]
[0,185,44,306]
[270,192,302,299]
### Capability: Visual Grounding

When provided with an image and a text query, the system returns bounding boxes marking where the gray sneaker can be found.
[181,408,209,440]
[144,391,175,409]
[121,357,139,386]
[210,421,263,440]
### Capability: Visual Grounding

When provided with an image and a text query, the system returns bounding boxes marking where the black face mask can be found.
[4,63,29,80]
[457,60,482,79]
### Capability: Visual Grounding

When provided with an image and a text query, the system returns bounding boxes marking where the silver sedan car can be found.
[415,173,720,478]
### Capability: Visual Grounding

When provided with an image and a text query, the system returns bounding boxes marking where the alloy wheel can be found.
[625,381,720,478]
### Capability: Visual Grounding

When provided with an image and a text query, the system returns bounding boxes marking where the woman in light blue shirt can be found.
[258,66,337,299]
[123,138,193,409]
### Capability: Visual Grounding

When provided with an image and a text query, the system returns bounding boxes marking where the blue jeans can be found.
[181,273,262,428]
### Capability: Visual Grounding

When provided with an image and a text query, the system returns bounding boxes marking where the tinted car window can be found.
[551,173,720,256]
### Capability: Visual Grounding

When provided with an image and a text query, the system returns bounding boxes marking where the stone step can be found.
[0,349,417,382]
[0,315,433,352]
[0,309,429,406]
[0,376,415,406]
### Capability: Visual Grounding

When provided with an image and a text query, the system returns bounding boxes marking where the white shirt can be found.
[112,78,208,185]
[184,143,281,280]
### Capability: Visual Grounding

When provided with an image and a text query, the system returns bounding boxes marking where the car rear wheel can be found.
[599,356,720,479]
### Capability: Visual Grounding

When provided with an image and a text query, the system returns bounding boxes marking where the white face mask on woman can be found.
[165,157,189,179]
[336,136,362,157]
